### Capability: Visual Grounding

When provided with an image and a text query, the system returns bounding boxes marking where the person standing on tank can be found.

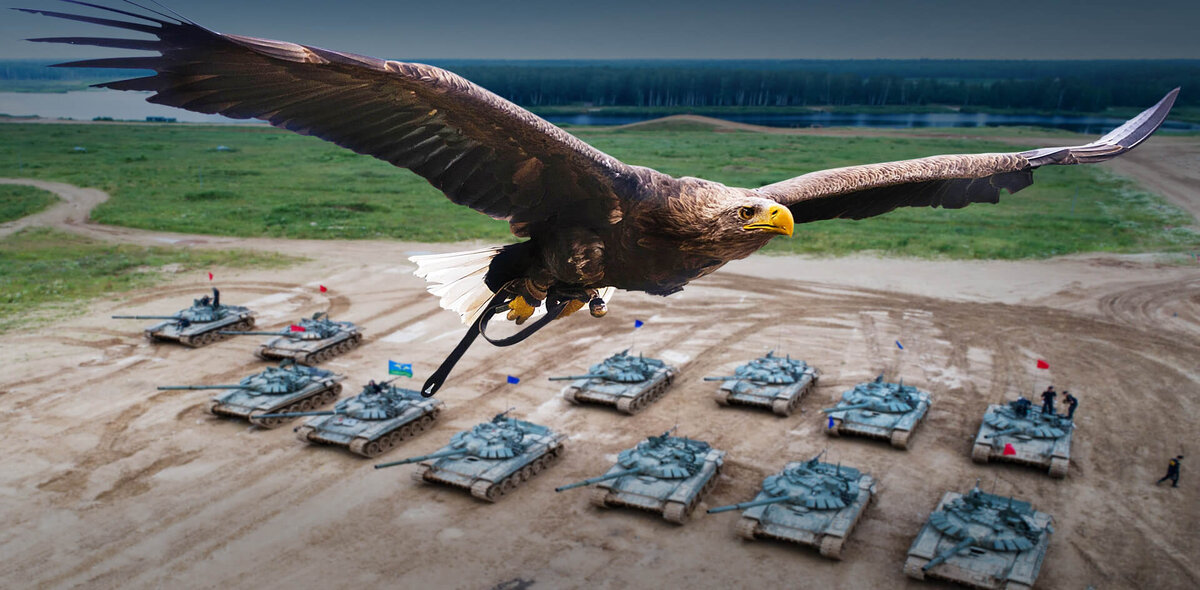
[1040,386,1057,415]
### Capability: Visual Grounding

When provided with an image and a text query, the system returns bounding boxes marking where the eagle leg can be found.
[506,296,537,324]
[558,299,587,318]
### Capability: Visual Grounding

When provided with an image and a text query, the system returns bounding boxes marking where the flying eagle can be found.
[24,1,1180,394]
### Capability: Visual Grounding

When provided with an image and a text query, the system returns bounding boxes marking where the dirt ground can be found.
[1,129,1198,590]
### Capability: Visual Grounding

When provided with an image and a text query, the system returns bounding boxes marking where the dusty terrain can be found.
[1,130,1198,590]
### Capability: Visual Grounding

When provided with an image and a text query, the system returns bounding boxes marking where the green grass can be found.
[0,184,58,222]
[0,227,297,332]
[0,121,1195,259]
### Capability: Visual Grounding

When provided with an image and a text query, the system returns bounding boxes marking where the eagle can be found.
[23,1,1180,394]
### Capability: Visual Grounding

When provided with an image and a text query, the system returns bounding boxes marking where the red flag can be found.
[1003,443,1017,456]
[1036,359,1049,369]
[319,285,327,293]
[289,325,307,332]
[207,272,213,281]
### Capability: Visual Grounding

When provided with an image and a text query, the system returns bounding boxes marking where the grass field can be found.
[0,121,1195,259]
[0,183,58,223]
[0,227,296,332]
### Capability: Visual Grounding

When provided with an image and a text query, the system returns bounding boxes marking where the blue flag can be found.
[506,375,520,384]
[633,319,644,329]
[388,361,413,377]
[828,417,835,429]
[896,341,904,350]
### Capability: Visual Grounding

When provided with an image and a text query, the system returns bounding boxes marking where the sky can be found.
[3,0,1200,61]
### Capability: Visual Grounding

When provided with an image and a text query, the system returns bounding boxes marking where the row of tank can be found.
[112,288,364,364]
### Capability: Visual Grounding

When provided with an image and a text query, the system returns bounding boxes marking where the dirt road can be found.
[0,130,1198,589]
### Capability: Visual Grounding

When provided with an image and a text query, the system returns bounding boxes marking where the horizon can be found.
[3,0,1200,61]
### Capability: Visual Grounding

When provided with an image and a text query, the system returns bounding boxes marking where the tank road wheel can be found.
[890,429,911,450]
[589,486,612,508]
[418,415,434,430]
[562,387,580,404]
[772,397,793,417]
[972,443,991,464]
[471,480,499,502]
[1003,582,1032,590]
[825,418,842,437]
[903,556,929,580]
[736,517,760,540]
[295,425,315,443]
[819,535,845,560]
[616,397,636,414]
[529,457,545,477]
[714,388,731,406]
[208,401,222,416]
[397,424,414,441]
[349,437,371,457]
[332,383,344,395]
[411,464,432,484]
[1049,456,1069,479]
[255,347,270,361]
[663,501,690,525]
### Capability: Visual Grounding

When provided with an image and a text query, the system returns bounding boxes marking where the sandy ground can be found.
[1,130,1199,590]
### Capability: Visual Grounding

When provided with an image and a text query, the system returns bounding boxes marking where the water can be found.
[2,90,1196,133]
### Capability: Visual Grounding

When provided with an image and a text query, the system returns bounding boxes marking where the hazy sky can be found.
[3,0,1199,61]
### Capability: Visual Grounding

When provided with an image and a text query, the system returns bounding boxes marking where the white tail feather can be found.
[410,247,618,325]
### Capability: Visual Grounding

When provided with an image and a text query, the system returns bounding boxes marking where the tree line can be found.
[3,58,1195,112]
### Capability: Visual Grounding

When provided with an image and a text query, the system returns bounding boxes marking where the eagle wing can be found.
[755,88,1179,222]
[22,1,637,229]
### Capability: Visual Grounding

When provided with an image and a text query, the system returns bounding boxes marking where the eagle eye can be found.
[738,206,755,221]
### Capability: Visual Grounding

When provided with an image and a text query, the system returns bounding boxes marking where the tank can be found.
[219,311,363,365]
[112,288,254,347]
[159,361,344,428]
[555,430,725,524]
[971,399,1074,478]
[375,410,566,502]
[705,351,820,416]
[904,485,1054,590]
[550,349,678,414]
[822,375,933,449]
[257,379,445,457]
[706,454,875,559]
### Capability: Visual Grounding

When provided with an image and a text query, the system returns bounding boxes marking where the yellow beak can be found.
[744,204,794,237]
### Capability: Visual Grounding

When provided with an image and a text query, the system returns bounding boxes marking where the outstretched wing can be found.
[755,89,1179,223]
[21,1,637,229]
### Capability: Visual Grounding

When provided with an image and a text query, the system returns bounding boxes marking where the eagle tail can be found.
[410,247,504,325]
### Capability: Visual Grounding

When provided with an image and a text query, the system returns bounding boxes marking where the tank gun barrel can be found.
[156,384,255,390]
[217,330,288,336]
[548,374,607,381]
[821,401,872,414]
[554,467,645,492]
[707,494,798,513]
[703,376,743,381]
[373,447,467,469]
[255,410,341,419]
[923,537,976,571]
[112,315,184,320]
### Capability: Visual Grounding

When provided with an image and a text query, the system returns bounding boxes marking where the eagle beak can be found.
[744,204,794,236]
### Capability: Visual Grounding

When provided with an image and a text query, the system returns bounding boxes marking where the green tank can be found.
[219,311,363,365]
[706,454,875,559]
[904,485,1054,590]
[822,375,933,449]
[112,288,254,346]
[159,361,344,428]
[555,430,725,524]
[550,349,677,414]
[375,410,566,502]
[705,350,820,416]
[258,379,444,457]
[971,399,1074,478]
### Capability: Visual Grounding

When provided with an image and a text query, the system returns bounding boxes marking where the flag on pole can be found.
[896,340,904,350]
[388,361,413,377]
[506,375,520,384]
[1036,359,1050,369]
[828,417,835,429]
[1003,443,1017,456]
[633,319,644,329]
[319,285,327,293]
[289,325,306,332]
[207,272,213,281]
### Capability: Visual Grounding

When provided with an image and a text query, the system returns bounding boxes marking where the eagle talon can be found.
[506,296,536,325]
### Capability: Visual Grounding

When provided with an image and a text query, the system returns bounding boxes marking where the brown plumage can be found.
[24,1,1180,322]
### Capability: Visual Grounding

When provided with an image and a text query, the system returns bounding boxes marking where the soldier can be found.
[198,294,211,307]
[1040,386,1057,415]
[212,288,220,307]
[1063,391,1079,420]
[1013,396,1033,418]
[1157,456,1183,488]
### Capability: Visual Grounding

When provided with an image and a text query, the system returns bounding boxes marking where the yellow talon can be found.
[506,296,536,325]
[558,299,586,319]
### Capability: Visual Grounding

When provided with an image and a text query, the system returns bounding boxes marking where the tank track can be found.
[613,373,674,414]
[342,410,441,458]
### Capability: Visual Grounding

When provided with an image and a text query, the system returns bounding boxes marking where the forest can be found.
[2,58,1196,112]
